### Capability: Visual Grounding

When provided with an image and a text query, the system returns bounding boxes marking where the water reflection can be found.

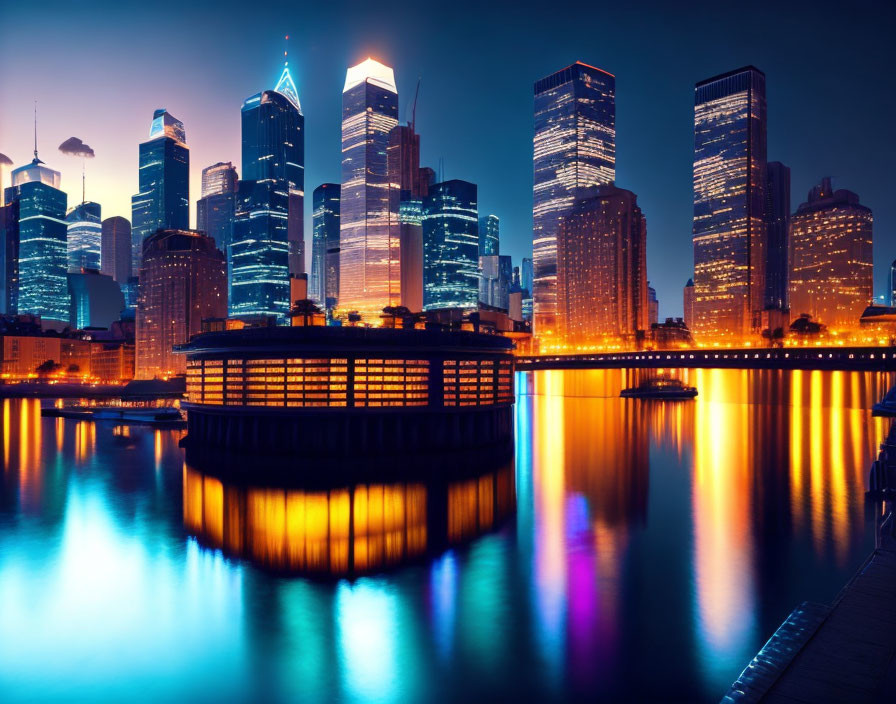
[182,452,516,577]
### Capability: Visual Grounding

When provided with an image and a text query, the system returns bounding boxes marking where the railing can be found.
[516,347,896,371]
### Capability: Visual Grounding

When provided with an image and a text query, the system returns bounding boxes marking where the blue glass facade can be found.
[422,180,479,311]
[196,162,238,254]
[311,183,340,308]
[230,79,304,319]
[692,67,767,340]
[478,215,499,257]
[533,62,615,335]
[130,109,189,272]
[5,159,69,323]
[67,270,125,330]
[65,201,102,271]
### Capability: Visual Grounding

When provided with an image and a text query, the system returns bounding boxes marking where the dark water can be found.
[0,368,892,702]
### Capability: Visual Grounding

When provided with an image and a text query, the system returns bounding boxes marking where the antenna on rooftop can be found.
[33,101,38,160]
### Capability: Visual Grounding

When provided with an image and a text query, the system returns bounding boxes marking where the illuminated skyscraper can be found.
[533,61,615,336]
[136,229,226,379]
[555,184,647,345]
[789,177,873,331]
[101,216,132,284]
[231,64,304,319]
[521,257,533,321]
[130,109,189,271]
[196,162,238,253]
[683,278,695,330]
[5,156,68,324]
[0,202,12,313]
[692,66,767,340]
[311,183,340,307]
[480,254,513,310]
[65,201,101,271]
[648,284,659,326]
[422,179,479,311]
[889,260,896,307]
[387,123,430,313]
[479,214,499,257]
[340,58,399,319]
[765,161,791,310]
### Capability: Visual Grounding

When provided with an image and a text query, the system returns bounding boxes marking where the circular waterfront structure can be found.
[176,326,515,456]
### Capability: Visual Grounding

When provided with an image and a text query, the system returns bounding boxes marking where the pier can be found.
[518,346,896,371]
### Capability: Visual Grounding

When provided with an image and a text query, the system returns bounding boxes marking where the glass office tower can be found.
[196,162,238,253]
[533,62,615,338]
[692,66,767,341]
[65,200,101,271]
[101,216,132,284]
[5,157,68,323]
[230,67,304,319]
[478,214,499,257]
[311,183,340,308]
[340,58,399,320]
[422,180,479,311]
[130,109,190,271]
[764,161,791,311]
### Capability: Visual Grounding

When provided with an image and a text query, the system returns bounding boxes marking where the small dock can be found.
[723,513,896,703]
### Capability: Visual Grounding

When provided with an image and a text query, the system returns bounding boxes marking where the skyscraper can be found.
[422,180,479,311]
[5,155,68,325]
[65,201,101,271]
[131,109,190,271]
[521,257,534,321]
[533,62,615,336]
[683,278,695,330]
[479,214,499,257]
[555,184,647,345]
[230,64,304,319]
[101,216,132,284]
[789,177,873,331]
[648,284,659,327]
[692,66,767,341]
[387,123,431,313]
[480,254,513,310]
[68,269,124,330]
[136,229,226,379]
[889,260,896,307]
[340,58,399,319]
[311,183,340,307]
[1,201,15,313]
[196,162,238,253]
[765,161,791,310]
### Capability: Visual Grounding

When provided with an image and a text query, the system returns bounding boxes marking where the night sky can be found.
[1,0,893,317]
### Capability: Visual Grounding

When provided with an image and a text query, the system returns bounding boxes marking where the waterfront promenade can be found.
[518,346,896,371]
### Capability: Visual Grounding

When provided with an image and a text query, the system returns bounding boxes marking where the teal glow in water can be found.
[0,368,891,701]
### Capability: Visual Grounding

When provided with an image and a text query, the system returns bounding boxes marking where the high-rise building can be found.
[65,201,101,272]
[422,180,479,311]
[765,161,791,310]
[196,162,238,253]
[789,177,873,331]
[1,202,14,313]
[692,66,767,341]
[387,123,431,313]
[135,229,226,379]
[683,278,695,331]
[4,155,68,324]
[101,216,132,284]
[555,184,647,345]
[533,62,616,336]
[340,58,400,319]
[521,257,534,321]
[480,254,513,310]
[131,109,190,271]
[889,260,896,307]
[648,284,659,327]
[311,183,340,307]
[68,269,124,330]
[230,65,304,319]
[479,214,499,257]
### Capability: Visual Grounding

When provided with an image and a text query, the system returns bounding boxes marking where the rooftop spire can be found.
[33,101,38,161]
[273,34,302,112]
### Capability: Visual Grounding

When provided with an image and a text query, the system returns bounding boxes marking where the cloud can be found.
[0,153,12,166]
[58,137,95,158]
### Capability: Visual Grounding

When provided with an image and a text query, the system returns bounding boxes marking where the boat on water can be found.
[620,377,698,400]
[43,405,183,423]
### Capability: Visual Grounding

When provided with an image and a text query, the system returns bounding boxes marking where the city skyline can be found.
[0,0,893,319]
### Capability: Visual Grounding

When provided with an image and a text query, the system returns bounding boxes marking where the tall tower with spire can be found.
[3,107,69,324]
[230,40,305,319]
[339,57,400,320]
[130,109,190,272]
